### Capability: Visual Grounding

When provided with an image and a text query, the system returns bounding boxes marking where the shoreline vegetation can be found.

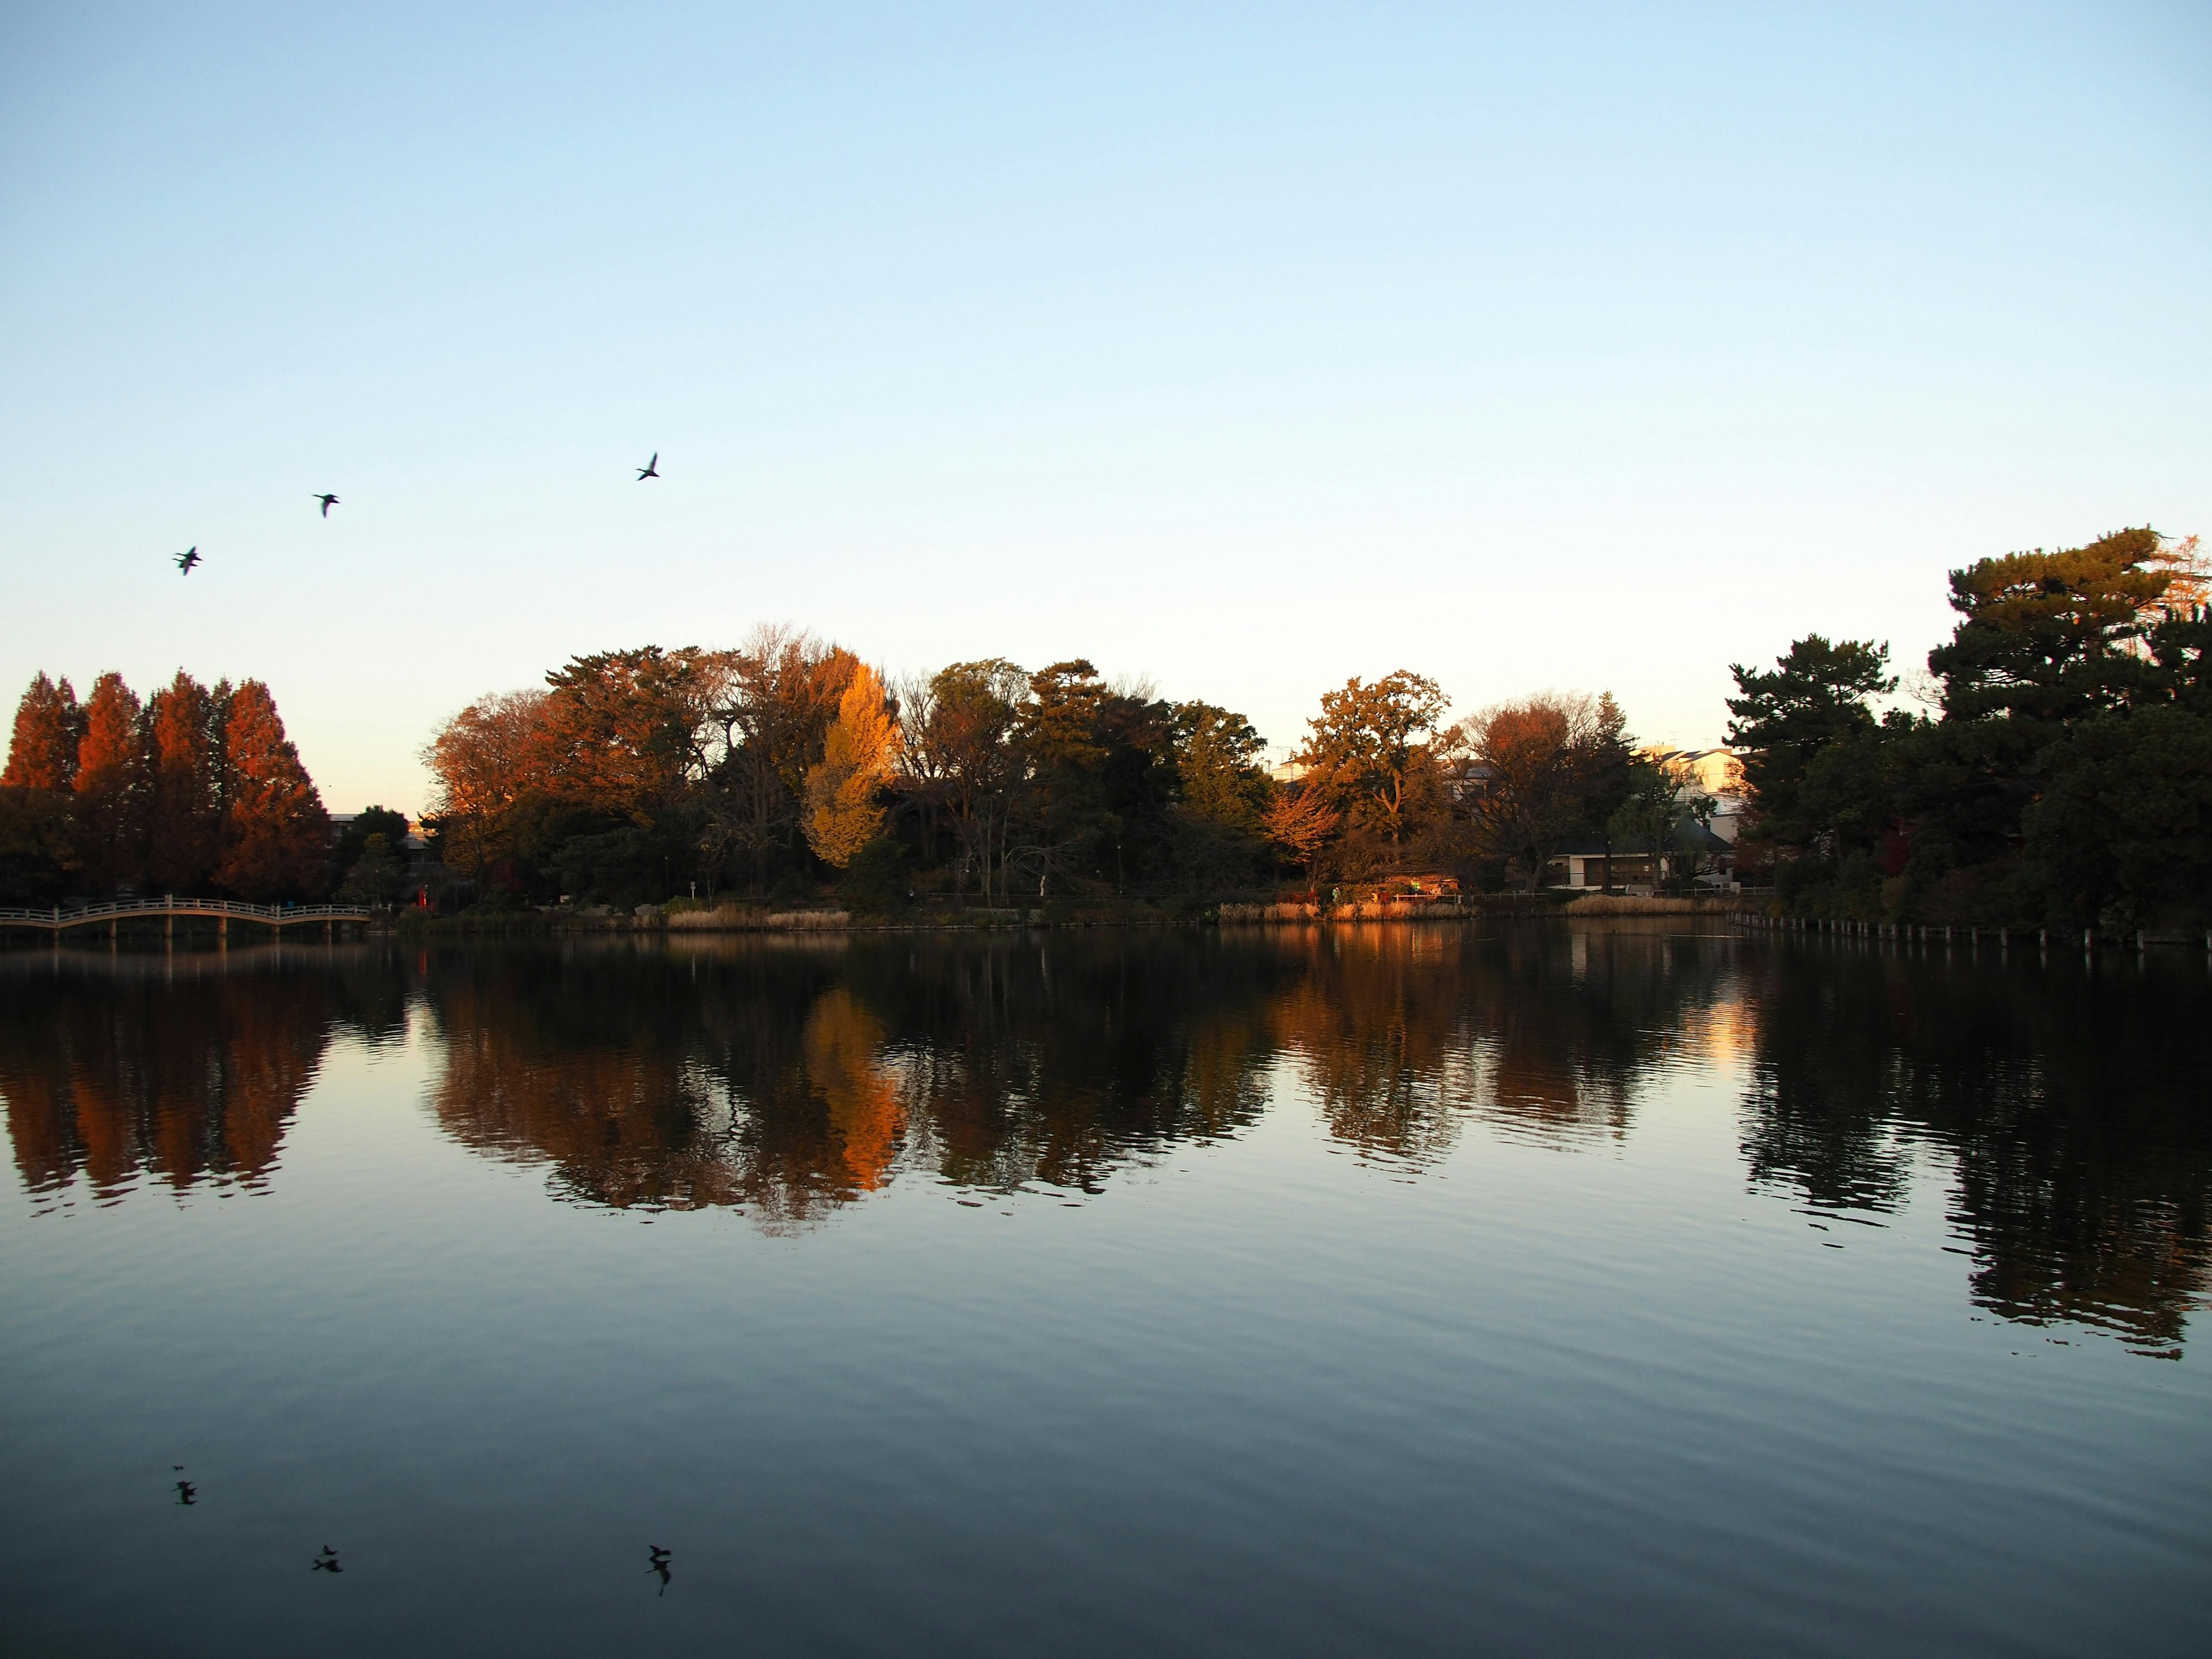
[6,526,2206,939]
[374,890,1745,937]
[0,889,1743,945]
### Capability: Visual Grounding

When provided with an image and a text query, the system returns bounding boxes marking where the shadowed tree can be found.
[1464,692,1627,890]
[903,658,1028,903]
[1010,660,1117,897]
[1726,635,1896,850]
[1168,701,1274,888]
[706,626,860,891]
[1891,527,2186,920]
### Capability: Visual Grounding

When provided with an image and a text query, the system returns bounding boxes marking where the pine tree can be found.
[3,673,84,791]
[217,680,331,899]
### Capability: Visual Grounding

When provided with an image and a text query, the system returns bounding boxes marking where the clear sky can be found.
[3,2,2207,812]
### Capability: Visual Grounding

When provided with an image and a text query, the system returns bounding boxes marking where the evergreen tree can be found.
[1168,702,1274,888]
[1725,635,1894,847]
[1929,527,2166,728]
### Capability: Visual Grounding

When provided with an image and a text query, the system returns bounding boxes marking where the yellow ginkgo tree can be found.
[803,663,903,868]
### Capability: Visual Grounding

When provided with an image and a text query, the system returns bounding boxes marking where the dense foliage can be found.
[0,671,330,903]
[1730,527,2212,930]
[410,636,1647,909]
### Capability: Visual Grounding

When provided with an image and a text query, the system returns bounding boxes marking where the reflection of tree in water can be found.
[1741,945,2212,1355]
[426,946,810,1222]
[844,937,1281,1196]
[415,927,1744,1225]
[1262,924,1736,1161]
[420,937,1289,1228]
[1739,953,1915,1214]
[0,946,396,1205]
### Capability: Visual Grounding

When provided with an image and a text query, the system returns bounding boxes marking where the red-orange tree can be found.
[72,672,145,892]
[217,681,331,899]
[3,673,82,791]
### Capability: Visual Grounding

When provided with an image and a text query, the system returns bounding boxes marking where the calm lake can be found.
[2,922,2206,1656]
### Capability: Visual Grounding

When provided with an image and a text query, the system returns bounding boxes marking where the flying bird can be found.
[175,547,201,575]
[636,453,660,480]
[314,494,339,517]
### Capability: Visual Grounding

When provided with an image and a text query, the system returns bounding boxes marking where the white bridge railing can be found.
[0,897,378,931]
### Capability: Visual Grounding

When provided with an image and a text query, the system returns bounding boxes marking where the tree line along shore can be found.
[3,525,2205,938]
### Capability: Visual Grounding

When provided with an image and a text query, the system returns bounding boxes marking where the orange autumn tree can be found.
[143,671,227,892]
[3,673,82,791]
[803,664,902,868]
[3,668,333,900]
[421,689,556,875]
[217,681,331,899]
[0,672,82,900]
[72,672,145,892]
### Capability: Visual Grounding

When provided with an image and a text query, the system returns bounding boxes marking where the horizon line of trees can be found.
[407,622,1695,912]
[17,522,2194,924]
[1731,525,2210,931]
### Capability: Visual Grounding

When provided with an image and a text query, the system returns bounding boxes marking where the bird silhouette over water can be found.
[636,453,660,480]
[313,493,339,518]
[175,546,200,575]
[647,1544,672,1594]
[312,1545,342,1574]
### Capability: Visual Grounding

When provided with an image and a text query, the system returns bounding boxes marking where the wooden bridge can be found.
[0,897,378,938]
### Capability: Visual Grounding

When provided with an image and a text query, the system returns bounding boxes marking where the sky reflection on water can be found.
[1,923,2206,1656]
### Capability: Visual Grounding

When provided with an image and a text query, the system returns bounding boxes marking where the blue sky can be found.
[3,2,2207,811]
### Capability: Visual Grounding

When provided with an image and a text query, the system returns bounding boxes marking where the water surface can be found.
[2,923,2206,1655]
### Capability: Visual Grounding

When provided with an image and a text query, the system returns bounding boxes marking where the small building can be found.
[1548,822,1737,892]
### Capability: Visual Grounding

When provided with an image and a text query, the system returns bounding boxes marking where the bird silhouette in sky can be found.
[175,547,200,575]
[174,1479,197,1505]
[312,1545,342,1573]
[314,493,339,517]
[647,1544,672,1594]
[636,453,660,480]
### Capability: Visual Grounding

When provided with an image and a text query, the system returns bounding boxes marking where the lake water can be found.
[1,922,2206,1656]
